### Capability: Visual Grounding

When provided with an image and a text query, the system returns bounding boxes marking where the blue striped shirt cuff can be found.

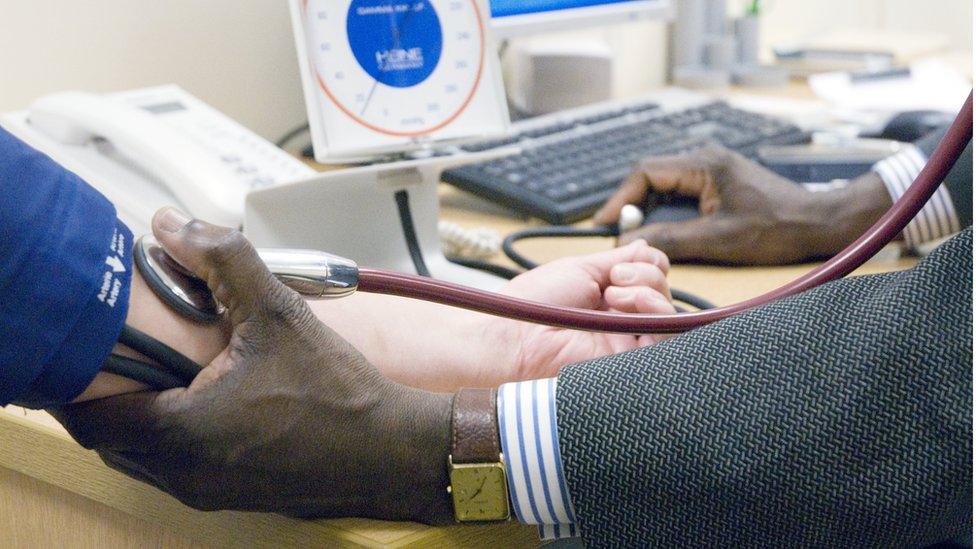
[873,144,961,250]
[497,378,578,540]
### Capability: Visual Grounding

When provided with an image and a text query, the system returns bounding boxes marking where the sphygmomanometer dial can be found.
[302,0,486,137]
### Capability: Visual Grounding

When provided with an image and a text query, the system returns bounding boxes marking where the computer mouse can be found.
[617,194,701,233]
[879,110,955,143]
[642,193,701,225]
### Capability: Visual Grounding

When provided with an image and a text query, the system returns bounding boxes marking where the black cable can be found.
[275,122,310,148]
[671,288,716,311]
[117,325,202,385]
[497,38,510,58]
[502,225,716,310]
[102,354,184,391]
[394,189,432,277]
[503,226,618,270]
[446,256,522,280]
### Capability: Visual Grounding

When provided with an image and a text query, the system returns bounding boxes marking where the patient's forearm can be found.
[74,263,503,401]
[308,294,509,391]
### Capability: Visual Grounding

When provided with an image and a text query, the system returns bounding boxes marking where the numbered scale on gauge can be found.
[293,0,509,160]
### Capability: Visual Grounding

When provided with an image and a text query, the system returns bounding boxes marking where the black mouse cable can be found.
[502,226,618,270]
[501,226,717,311]
[445,255,524,280]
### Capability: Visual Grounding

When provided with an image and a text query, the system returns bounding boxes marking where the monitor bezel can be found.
[490,0,674,39]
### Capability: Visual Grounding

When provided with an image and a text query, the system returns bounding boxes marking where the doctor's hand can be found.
[497,240,675,382]
[52,209,455,523]
[593,145,893,265]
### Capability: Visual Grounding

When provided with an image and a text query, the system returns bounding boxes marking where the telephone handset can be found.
[29,91,247,227]
[2,85,315,232]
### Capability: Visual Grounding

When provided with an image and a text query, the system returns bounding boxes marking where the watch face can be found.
[450,463,510,521]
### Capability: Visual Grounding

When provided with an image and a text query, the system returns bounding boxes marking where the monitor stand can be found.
[244,154,508,291]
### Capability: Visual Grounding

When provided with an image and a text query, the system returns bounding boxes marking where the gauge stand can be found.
[243,154,507,291]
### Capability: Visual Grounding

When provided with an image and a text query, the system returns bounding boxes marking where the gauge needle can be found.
[359,69,383,116]
[360,1,423,116]
[359,5,395,116]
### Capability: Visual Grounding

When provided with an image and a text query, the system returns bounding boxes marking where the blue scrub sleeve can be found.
[0,126,133,408]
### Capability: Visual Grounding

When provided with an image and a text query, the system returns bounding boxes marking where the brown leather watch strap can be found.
[451,387,500,464]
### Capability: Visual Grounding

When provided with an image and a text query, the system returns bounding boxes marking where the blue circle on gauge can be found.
[346,1,443,88]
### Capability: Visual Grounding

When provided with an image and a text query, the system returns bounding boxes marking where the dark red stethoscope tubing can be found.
[359,93,973,334]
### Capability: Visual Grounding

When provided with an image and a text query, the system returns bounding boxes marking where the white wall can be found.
[0,1,307,141]
[0,1,970,141]
[880,0,973,52]
[751,0,972,55]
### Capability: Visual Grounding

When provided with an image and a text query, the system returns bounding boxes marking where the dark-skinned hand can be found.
[593,145,893,265]
[50,208,455,523]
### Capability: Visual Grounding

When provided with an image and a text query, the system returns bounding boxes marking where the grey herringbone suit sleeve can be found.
[556,228,972,547]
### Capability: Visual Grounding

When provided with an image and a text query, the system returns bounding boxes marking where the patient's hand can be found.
[499,240,675,381]
[308,240,675,391]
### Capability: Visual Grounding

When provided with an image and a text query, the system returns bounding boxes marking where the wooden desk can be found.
[0,187,916,547]
[0,82,918,545]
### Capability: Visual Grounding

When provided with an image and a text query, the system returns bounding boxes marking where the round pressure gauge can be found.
[302,0,487,137]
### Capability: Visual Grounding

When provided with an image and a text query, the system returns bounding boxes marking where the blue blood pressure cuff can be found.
[0,126,132,408]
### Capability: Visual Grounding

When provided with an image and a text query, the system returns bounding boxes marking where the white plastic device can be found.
[245,155,509,290]
[508,39,615,116]
[0,85,315,234]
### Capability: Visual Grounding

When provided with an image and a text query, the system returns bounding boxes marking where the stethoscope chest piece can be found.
[133,235,222,323]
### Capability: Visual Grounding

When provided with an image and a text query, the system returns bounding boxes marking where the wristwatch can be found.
[448,387,511,522]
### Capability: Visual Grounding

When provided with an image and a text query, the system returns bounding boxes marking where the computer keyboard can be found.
[443,101,809,224]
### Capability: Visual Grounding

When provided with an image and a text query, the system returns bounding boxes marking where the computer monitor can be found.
[490,0,673,39]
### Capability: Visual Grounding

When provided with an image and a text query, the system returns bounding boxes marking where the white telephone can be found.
[0,85,314,234]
